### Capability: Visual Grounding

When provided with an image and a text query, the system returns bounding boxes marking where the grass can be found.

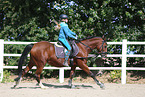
[1,70,14,83]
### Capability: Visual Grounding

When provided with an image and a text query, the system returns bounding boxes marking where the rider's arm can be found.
[68,28,76,36]
[62,26,76,39]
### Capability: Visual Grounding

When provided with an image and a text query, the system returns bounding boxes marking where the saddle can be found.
[54,40,79,59]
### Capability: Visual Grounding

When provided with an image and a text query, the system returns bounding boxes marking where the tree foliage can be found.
[0,0,144,66]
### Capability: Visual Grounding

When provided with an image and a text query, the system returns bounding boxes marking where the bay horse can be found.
[13,36,107,89]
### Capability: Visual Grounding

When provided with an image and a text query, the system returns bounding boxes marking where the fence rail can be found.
[0,39,145,84]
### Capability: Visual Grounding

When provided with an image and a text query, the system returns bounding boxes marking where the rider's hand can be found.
[75,36,78,40]
[75,35,78,40]
[74,37,77,40]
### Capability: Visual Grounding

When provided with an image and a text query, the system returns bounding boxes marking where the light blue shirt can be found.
[58,22,76,39]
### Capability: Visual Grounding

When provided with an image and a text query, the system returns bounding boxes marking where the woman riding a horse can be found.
[13,14,107,89]
[58,14,77,67]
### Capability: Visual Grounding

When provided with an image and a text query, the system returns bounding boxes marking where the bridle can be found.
[76,40,107,58]
[98,40,108,55]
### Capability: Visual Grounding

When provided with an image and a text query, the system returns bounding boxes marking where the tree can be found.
[0,0,144,66]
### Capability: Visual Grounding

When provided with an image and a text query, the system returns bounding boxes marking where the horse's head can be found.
[77,36,107,58]
[96,37,107,58]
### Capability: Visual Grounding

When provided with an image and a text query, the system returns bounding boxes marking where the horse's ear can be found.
[102,35,106,41]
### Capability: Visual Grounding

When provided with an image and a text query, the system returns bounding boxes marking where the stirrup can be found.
[63,60,69,67]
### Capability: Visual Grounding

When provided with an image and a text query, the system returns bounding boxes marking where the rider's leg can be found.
[63,49,71,66]
[59,39,71,66]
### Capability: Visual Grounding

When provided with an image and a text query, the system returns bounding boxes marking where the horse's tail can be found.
[17,44,34,76]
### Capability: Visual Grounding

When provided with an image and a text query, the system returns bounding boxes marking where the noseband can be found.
[98,40,108,55]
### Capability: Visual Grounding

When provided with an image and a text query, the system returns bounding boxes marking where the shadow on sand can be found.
[11,83,94,89]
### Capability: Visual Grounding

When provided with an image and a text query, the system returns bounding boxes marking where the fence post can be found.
[121,39,127,84]
[59,68,64,83]
[0,39,4,82]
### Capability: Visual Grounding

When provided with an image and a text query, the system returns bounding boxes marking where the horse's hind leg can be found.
[34,61,47,89]
[68,65,76,88]
[35,67,46,89]
[13,59,34,88]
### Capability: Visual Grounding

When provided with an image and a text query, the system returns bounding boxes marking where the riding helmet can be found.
[59,14,68,19]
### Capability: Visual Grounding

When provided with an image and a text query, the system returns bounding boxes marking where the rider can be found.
[58,14,77,66]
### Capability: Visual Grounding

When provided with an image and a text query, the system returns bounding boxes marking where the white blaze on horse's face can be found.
[100,41,107,58]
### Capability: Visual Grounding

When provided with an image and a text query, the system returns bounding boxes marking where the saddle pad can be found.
[54,46,65,58]
[54,41,79,58]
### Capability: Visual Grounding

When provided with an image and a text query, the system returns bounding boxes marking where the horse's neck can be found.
[82,38,102,53]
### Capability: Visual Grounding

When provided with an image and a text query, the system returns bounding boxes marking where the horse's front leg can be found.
[68,65,76,88]
[13,61,34,88]
[89,71,105,89]
[77,59,105,89]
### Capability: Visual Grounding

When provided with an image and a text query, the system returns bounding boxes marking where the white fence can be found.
[0,39,145,84]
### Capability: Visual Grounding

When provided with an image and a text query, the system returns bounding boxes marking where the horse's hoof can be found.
[68,83,72,87]
[39,82,48,89]
[11,85,17,89]
[41,86,48,89]
[68,79,72,87]
[100,83,105,89]
[70,85,76,89]
[12,81,20,89]
[39,84,48,89]
[96,73,102,76]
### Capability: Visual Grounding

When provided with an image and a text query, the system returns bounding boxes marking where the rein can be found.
[76,40,94,51]
[75,39,107,59]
